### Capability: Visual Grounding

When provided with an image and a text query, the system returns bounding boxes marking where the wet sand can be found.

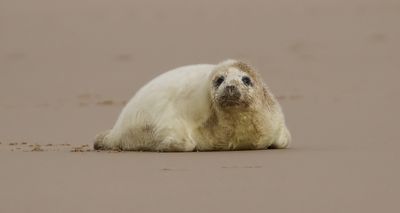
[1,0,399,212]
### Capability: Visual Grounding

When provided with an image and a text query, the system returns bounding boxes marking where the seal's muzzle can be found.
[219,85,242,107]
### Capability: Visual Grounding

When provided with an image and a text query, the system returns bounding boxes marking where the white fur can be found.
[95,60,291,151]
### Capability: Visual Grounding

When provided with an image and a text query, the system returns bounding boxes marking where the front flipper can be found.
[269,127,291,149]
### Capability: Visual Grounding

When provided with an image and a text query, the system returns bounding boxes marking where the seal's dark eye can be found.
[242,76,252,86]
[214,76,225,88]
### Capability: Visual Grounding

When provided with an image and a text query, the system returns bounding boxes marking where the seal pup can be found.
[94,59,291,151]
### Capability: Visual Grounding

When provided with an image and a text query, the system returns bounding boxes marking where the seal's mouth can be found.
[218,85,243,107]
[219,98,241,107]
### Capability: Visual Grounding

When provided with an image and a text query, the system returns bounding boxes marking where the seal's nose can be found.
[226,85,237,93]
[224,85,241,98]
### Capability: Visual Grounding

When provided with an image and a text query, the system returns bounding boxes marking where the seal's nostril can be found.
[224,85,241,98]
[226,85,236,93]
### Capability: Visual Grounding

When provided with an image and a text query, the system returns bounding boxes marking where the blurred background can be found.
[1,0,399,148]
[1,1,400,213]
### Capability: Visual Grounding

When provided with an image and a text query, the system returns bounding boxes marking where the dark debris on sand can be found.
[31,145,44,152]
[70,144,91,152]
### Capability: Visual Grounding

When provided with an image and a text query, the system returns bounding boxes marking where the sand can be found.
[0,0,399,212]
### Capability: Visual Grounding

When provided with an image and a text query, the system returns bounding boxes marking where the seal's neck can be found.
[195,105,264,151]
[218,110,250,123]
[209,105,259,128]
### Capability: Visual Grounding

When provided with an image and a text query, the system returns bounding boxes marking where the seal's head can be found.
[210,60,266,111]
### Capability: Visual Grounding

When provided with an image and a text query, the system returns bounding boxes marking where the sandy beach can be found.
[1,0,399,212]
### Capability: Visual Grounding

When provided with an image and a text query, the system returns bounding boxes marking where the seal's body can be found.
[94,60,291,151]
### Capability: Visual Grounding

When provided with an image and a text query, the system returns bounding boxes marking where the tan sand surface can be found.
[1,0,399,212]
